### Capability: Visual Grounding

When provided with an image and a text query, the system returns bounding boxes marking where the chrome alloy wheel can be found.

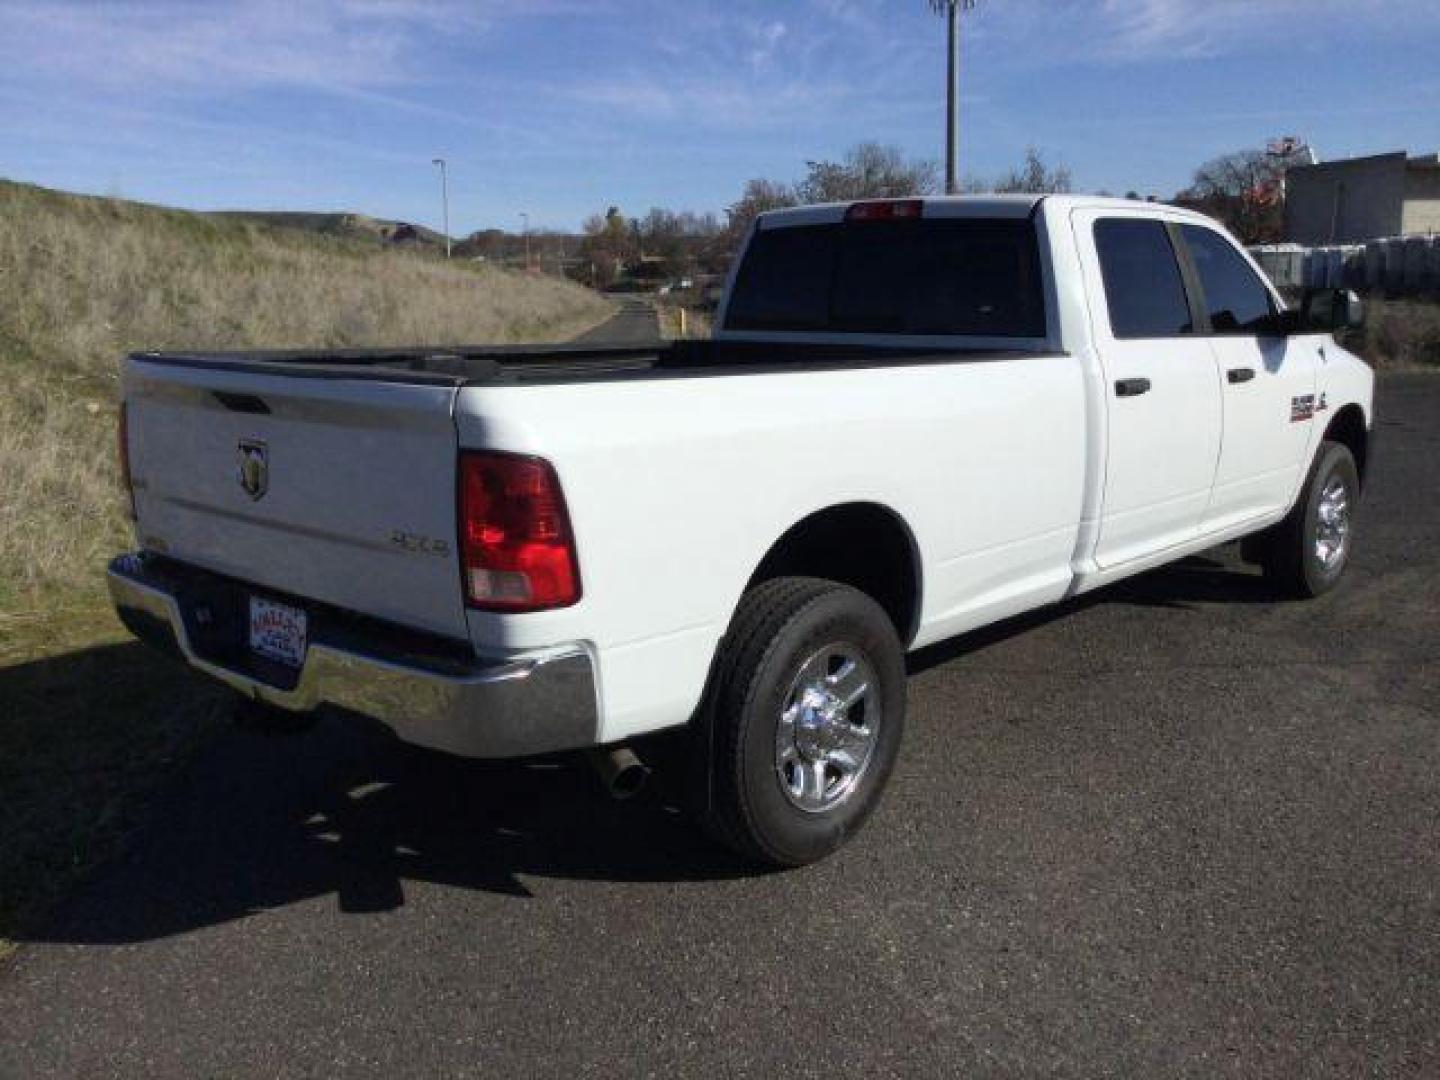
[1315,474,1352,571]
[775,643,880,814]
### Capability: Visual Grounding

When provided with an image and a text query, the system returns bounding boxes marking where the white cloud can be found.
[806,0,1440,64]
[1035,0,1440,61]
[541,6,802,128]
[556,70,840,130]
[2,2,382,92]
[746,19,788,69]
[1094,0,1343,58]
[0,0,592,95]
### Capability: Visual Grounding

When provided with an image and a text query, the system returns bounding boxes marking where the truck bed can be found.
[129,339,1057,388]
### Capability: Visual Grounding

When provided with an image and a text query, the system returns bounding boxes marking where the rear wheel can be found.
[695,577,906,867]
[1257,440,1360,599]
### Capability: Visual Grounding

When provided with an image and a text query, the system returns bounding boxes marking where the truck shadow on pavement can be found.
[8,551,1273,947]
[5,661,747,946]
[909,552,1277,675]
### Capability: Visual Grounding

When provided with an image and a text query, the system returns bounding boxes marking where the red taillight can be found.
[458,451,580,611]
[845,199,924,223]
[117,401,136,520]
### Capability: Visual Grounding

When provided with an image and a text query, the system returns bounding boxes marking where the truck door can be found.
[1074,211,1223,569]
[1174,223,1319,531]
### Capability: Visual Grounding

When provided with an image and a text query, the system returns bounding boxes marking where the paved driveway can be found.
[2,375,1436,1078]
[571,298,661,344]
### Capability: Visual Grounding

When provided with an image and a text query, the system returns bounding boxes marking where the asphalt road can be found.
[571,298,662,344]
[2,375,1437,1078]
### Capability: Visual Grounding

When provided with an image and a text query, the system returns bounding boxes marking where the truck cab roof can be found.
[755,194,1207,230]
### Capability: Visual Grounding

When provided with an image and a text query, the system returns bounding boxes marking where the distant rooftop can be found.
[1291,151,1440,173]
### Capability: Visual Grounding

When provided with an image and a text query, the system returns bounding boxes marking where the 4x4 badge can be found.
[237,439,268,500]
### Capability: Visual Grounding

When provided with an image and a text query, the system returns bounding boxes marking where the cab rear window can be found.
[725,218,1047,338]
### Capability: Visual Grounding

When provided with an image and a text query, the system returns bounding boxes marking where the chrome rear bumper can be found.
[107,553,598,759]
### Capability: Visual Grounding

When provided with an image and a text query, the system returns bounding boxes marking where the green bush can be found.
[1346,299,1440,368]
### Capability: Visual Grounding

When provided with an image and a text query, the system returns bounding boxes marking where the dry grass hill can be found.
[211,209,449,248]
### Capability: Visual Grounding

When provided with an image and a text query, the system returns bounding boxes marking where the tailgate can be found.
[125,358,468,639]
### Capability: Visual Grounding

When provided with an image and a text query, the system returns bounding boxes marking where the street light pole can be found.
[519,212,531,271]
[431,158,451,258]
[931,0,977,195]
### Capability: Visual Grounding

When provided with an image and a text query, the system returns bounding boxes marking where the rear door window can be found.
[725,218,1046,338]
[1093,219,1195,339]
[1179,224,1276,333]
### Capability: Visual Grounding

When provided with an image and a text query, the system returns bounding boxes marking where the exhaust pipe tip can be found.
[588,746,651,801]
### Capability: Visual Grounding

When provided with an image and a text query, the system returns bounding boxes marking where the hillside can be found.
[0,179,612,611]
[210,209,449,249]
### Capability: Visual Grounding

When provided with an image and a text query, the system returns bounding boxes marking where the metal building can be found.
[1285,151,1440,244]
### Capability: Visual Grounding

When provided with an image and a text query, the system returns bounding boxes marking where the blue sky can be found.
[2,0,1437,234]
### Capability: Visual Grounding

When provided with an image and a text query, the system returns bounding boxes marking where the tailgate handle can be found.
[213,391,271,414]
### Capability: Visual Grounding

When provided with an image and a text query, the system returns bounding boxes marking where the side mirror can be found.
[1299,288,1365,334]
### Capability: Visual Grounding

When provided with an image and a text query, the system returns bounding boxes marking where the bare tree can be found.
[722,177,800,248]
[579,206,633,286]
[631,208,727,278]
[993,148,1073,194]
[796,142,939,203]
[958,149,1074,195]
[1180,148,1296,243]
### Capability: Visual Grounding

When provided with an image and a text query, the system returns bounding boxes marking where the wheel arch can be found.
[1323,403,1370,488]
[742,502,923,646]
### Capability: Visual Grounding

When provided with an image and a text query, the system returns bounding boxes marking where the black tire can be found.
[1258,440,1360,599]
[695,577,906,867]
[233,695,317,735]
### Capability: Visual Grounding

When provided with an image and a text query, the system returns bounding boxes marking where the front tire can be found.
[695,577,906,867]
[1258,440,1360,599]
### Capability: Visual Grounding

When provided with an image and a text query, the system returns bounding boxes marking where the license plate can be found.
[248,596,308,668]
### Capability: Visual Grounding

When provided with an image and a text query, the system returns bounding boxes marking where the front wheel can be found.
[695,577,906,867]
[1257,440,1360,599]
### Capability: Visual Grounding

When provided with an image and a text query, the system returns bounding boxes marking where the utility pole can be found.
[431,158,451,258]
[519,212,531,271]
[930,0,977,195]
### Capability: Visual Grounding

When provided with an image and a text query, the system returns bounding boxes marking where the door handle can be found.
[1115,378,1151,398]
[1227,367,1256,384]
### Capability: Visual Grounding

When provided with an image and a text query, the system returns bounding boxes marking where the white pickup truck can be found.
[111,195,1374,865]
